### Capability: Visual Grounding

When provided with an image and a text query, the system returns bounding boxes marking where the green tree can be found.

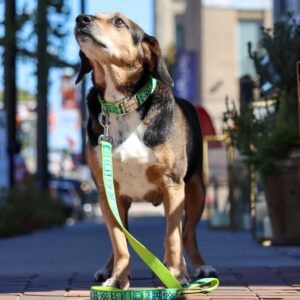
[21,0,71,190]
[1,0,71,189]
[0,89,35,102]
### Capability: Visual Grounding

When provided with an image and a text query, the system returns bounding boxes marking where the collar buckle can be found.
[98,77,157,116]
[122,95,139,114]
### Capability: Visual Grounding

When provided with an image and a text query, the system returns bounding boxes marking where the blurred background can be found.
[1,0,300,245]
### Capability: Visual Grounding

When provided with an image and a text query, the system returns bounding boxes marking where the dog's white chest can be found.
[109,112,157,200]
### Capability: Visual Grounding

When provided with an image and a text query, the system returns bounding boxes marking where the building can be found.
[155,0,273,132]
[154,0,186,55]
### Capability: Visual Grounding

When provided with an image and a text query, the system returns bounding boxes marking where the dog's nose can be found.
[76,14,94,25]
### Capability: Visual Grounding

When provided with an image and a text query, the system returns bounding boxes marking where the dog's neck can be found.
[102,65,124,102]
[93,63,145,103]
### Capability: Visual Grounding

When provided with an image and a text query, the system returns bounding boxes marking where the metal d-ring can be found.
[98,112,113,144]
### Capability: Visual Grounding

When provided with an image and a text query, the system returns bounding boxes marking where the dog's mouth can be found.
[75,27,106,48]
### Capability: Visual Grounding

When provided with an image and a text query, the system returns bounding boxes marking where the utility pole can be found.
[36,1,49,190]
[4,0,17,187]
[80,0,87,164]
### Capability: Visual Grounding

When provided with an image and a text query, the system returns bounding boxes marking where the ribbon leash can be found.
[90,140,219,300]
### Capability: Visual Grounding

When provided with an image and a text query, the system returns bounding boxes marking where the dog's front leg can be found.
[163,179,190,285]
[98,191,130,289]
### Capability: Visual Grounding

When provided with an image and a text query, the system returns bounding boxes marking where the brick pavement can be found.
[0,266,300,300]
[1,218,300,300]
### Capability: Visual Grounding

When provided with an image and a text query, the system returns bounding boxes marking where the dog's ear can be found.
[142,34,174,88]
[75,50,92,84]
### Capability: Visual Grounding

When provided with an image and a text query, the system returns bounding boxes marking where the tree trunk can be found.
[4,0,17,187]
[36,1,49,190]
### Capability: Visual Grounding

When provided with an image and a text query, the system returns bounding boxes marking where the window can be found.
[238,20,262,78]
[175,15,185,49]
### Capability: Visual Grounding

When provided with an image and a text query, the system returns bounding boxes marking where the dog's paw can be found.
[167,266,190,287]
[94,267,112,283]
[101,275,130,290]
[177,274,190,287]
[194,265,218,279]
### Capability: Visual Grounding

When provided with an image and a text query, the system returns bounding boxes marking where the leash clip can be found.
[98,112,113,144]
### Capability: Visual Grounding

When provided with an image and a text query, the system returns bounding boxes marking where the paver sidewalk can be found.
[1,266,300,300]
[0,211,300,300]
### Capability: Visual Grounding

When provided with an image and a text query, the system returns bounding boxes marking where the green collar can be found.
[98,77,157,115]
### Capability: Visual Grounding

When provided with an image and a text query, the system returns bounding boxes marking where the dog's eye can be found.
[113,18,125,27]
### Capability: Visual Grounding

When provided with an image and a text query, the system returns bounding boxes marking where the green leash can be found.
[90,139,219,300]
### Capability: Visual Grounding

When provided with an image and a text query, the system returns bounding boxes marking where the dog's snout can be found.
[76,14,94,25]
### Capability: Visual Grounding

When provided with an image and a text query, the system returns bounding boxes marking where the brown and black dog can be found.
[74,12,216,289]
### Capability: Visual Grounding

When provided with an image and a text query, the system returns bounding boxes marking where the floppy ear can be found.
[142,34,174,88]
[75,50,92,84]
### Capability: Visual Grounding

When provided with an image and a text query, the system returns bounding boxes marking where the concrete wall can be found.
[201,8,238,131]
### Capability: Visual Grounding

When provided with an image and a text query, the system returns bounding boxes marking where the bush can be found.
[224,96,298,178]
[0,184,66,238]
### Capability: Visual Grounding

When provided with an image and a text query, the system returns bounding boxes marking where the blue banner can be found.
[173,50,198,103]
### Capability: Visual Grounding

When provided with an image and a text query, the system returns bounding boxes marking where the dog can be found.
[74,12,216,289]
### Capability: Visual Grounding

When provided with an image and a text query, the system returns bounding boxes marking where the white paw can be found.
[194,265,218,278]
[101,276,130,289]
[94,267,112,282]
[178,275,190,287]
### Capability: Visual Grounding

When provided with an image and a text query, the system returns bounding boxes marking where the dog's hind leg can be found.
[183,173,217,278]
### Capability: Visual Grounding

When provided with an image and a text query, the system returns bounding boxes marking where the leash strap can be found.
[90,141,219,300]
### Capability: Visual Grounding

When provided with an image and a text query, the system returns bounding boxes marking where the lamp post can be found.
[80,0,87,164]
[4,0,17,187]
[36,1,49,190]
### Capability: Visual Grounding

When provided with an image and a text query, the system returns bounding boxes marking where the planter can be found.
[264,150,300,244]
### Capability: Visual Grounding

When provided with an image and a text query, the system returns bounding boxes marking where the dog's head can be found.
[74,12,173,90]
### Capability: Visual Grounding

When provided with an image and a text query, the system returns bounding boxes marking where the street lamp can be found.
[80,0,87,164]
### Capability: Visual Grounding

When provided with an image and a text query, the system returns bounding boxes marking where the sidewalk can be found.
[1,206,300,300]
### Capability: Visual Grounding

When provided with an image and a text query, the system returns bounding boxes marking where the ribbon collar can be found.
[98,77,157,115]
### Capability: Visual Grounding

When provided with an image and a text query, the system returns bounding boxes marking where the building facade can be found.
[154,0,186,55]
[155,0,272,132]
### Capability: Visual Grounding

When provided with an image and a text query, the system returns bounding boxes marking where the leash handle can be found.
[91,277,219,299]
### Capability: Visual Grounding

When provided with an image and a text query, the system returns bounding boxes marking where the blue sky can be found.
[0,0,154,111]
[203,0,272,9]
